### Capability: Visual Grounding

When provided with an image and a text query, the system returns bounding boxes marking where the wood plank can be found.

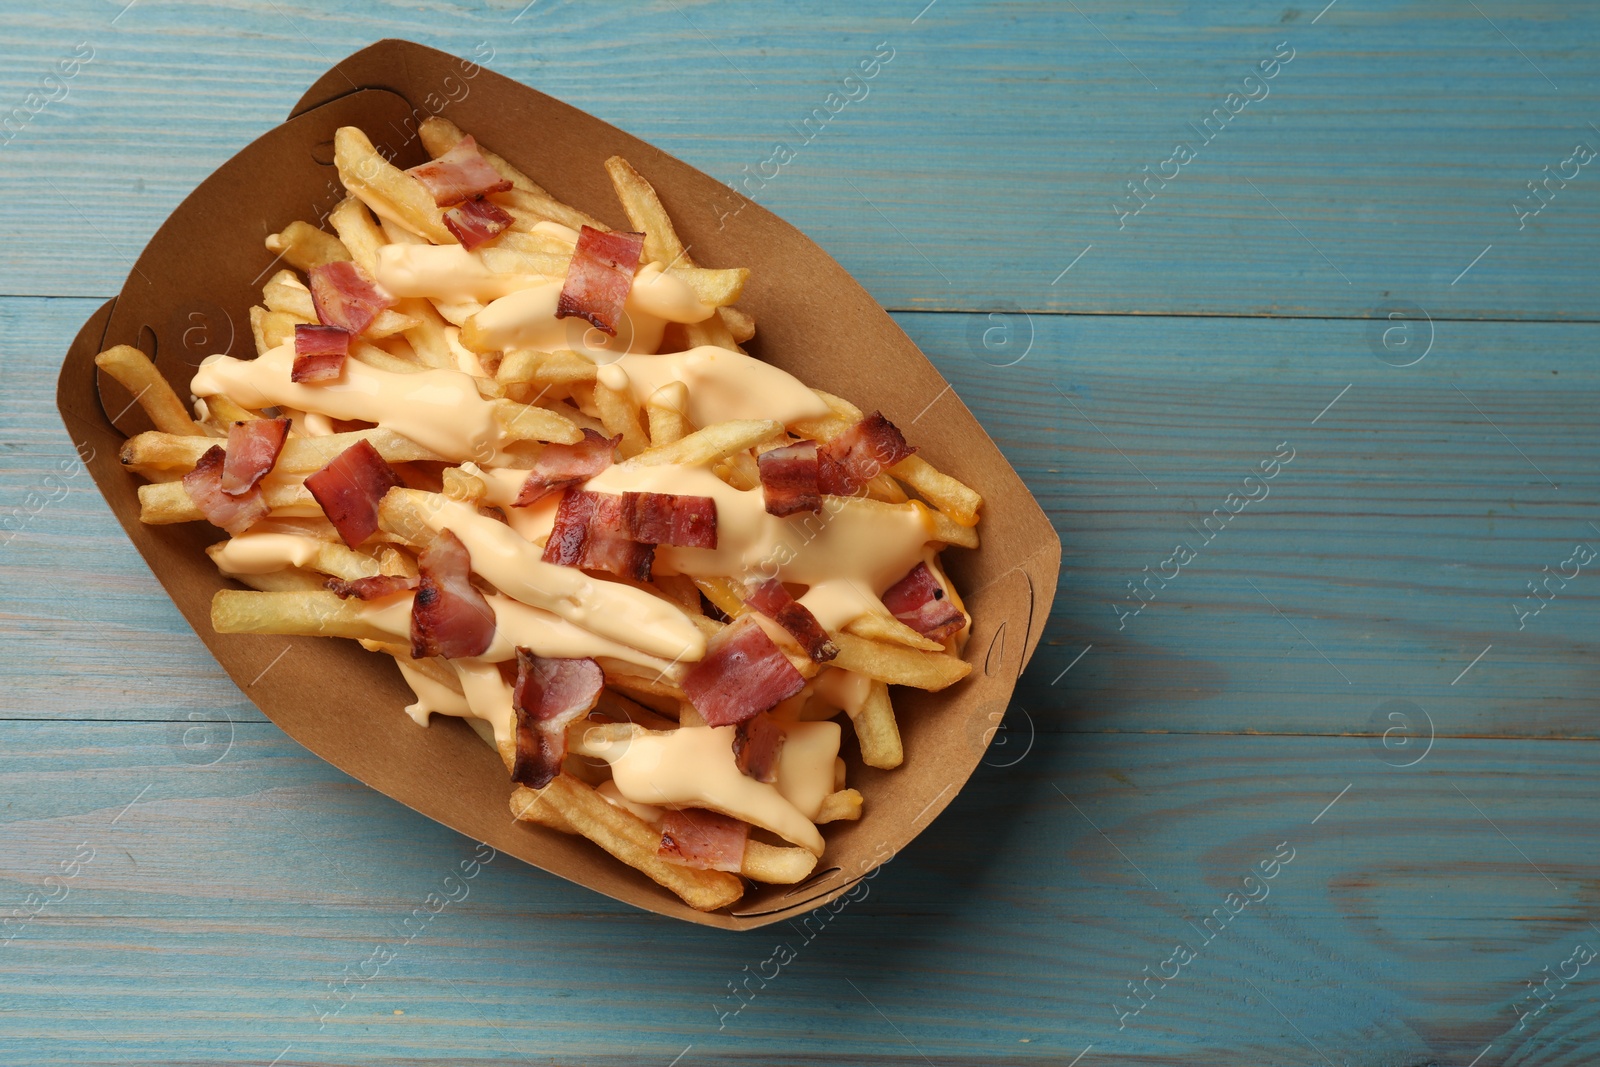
[1,2,1596,318]
[1,720,1596,1065]
[7,298,1597,739]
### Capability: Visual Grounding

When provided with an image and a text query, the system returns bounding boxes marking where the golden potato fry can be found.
[742,840,820,884]
[720,305,756,344]
[264,221,350,273]
[139,479,321,525]
[497,349,598,388]
[94,346,203,436]
[667,266,748,308]
[645,381,690,447]
[892,455,982,528]
[398,298,455,369]
[491,397,584,445]
[442,466,486,504]
[327,195,388,275]
[683,311,740,351]
[626,419,781,469]
[826,495,978,550]
[206,537,380,583]
[595,378,649,458]
[210,589,395,642]
[500,189,610,235]
[200,393,262,430]
[815,788,864,823]
[831,633,971,693]
[690,577,745,620]
[224,568,329,593]
[844,612,945,652]
[478,246,571,278]
[121,427,442,474]
[510,778,744,912]
[847,680,902,769]
[333,126,455,244]
[604,155,685,267]
[263,269,418,340]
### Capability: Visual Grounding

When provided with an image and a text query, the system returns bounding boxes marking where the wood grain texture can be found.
[3,0,1600,1063]
[0,1,1596,317]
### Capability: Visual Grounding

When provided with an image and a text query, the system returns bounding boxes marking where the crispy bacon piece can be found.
[657,808,749,873]
[733,712,785,784]
[555,226,644,336]
[541,489,655,581]
[443,196,514,250]
[513,429,619,507]
[510,651,604,789]
[683,616,807,727]
[220,417,289,496]
[622,492,717,548]
[183,445,269,535]
[324,574,418,600]
[744,578,838,662]
[307,260,394,337]
[816,412,917,497]
[304,439,402,548]
[758,440,821,517]
[410,529,495,660]
[291,324,350,383]
[882,562,966,642]
[406,135,512,207]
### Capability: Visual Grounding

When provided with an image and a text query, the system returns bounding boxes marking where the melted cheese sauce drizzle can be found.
[595,347,830,427]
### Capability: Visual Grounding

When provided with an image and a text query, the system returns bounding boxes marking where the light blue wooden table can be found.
[4,2,1599,1063]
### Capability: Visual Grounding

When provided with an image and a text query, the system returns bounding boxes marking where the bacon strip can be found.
[304,439,402,548]
[406,135,512,207]
[622,492,717,548]
[758,440,821,517]
[683,617,807,727]
[324,574,418,600]
[744,578,838,662]
[443,196,514,250]
[733,712,785,784]
[541,489,655,581]
[183,445,269,535]
[410,529,495,660]
[882,562,966,642]
[816,412,917,497]
[510,651,604,789]
[555,226,644,336]
[513,429,619,507]
[220,417,289,496]
[291,324,350,383]
[308,261,394,337]
[657,809,749,873]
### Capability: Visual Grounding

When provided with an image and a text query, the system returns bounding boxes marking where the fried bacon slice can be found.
[291,324,350,383]
[324,574,419,600]
[881,562,966,642]
[307,260,394,337]
[816,412,916,497]
[621,491,717,549]
[410,529,495,660]
[183,445,268,535]
[555,226,644,336]
[443,196,514,250]
[744,578,837,662]
[406,135,512,206]
[732,711,785,784]
[758,440,821,517]
[541,489,655,581]
[657,808,749,872]
[682,616,806,727]
[513,429,619,507]
[220,417,289,495]
[510,650,604,789]
[304,439,402,548]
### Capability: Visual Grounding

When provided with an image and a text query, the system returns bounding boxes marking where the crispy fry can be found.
[847,680,902,769]
[200,393,261,429]
[264,221,350,273]
[497,349,597,388]
[398,297,456,369]
[491,397,584,445]
[206,537,381,582]
[500,188,610,234]
[892,455,982,528]
[691,577,745,619]
[827,495,978,550]
[226,568,329,593]
[442,466,486,504]
[742,840,820,883]
[831,633,971,693]
[327,195,388,274]
[683,311,740,351]
[844,612,945,652]
[263,269,418,339]
[595,378,649,458]
[121,427,442,474]
[720,305,756,344]
[626,419,781,469]
[94,346,203,436]
[668,266,748,308]
[511,778,744,912]
[210,589,395,642]
[815,788,864,823]
[333,126,455,244]
[604,155,685,267]
[139,478,321,525]
[645,381,691,447]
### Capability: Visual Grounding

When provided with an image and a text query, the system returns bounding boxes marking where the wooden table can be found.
[3,2,1597,1063]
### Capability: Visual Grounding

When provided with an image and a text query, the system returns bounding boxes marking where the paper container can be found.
[55,40,1060,929]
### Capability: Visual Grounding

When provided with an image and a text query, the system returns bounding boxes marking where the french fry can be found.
[668,266,749,308]
[333,126,455,244]
[94,346,203,436]
[210,589,395,643]
[847,680,902,770]
[827,495,978,550]
[844,612,945,652]
[263,269,418,339]
[511,778,744,912]
[683,311,740,351]
[625,419,781,469]
[595,378,649,458]
[264,221,350,273]
[715,450,761,491]
[200,393,261,428]
[500,188,610,234]
[398,298,455,369]
[496,349,597,388]
[815,789,864,823]
[478,246,571,278]
[121,427,443,474]
[225,568,329,593]
[691,577,745,620]
[491,397,584,445]
[742,841,820,884]
[327,195,388,274]
[206,538,380,583]
[139,479,321,525]
[604,155,686,267]
[892,455,982,528]
[418,115,550,196]
[831,632,971,693]
[442,467,486,504]
[645,381,690,446]
[720,305,756,344]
